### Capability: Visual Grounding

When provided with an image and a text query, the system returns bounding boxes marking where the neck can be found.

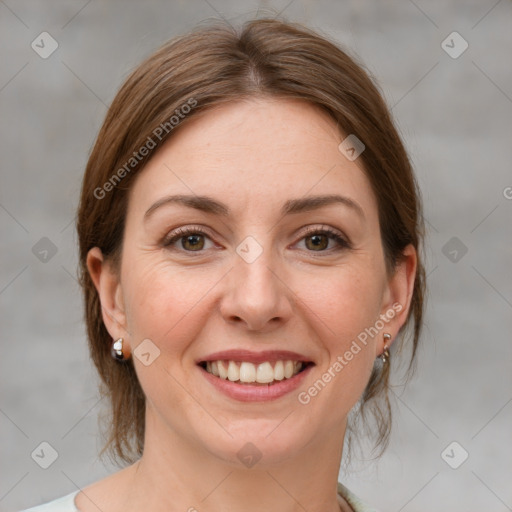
[117,408,348,512]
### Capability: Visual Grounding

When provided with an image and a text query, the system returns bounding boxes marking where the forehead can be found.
[127,98,378,224]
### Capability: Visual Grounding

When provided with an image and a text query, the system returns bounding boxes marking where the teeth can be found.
[284,360,294,378]
[273,360,284,380]
[204,359,305,384]
[256,362,274,383]
[227,361,240,382]
[217,360,228,379]
[240,362,256,382]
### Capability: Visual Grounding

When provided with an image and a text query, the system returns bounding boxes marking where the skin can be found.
[85,97,417,512]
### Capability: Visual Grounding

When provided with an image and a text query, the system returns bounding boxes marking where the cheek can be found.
[297,263,384,404]
[122,259,220,350]
[304,263,384,341]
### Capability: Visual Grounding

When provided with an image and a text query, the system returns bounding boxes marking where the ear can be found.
[377,244,417,355]
[86,247,129,350]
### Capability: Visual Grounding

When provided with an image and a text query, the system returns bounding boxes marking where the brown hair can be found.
[77,17,425,466]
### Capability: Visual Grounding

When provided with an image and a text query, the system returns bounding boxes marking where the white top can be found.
[19,483,379,512]
[19,491,79,512]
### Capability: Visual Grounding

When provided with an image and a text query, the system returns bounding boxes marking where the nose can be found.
[219,248,294,333]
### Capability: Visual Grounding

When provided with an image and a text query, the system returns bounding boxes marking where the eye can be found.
[297,226,351,253]
[163,226,215,252]
[162,225,351,254]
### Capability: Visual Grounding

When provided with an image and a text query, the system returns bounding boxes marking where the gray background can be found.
[1,1,511,511]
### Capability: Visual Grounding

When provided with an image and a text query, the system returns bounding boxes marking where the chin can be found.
[198,419,315,468]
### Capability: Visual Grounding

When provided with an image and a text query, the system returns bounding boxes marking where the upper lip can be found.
[197,349,313,365]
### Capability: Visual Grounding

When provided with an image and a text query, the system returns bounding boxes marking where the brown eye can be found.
[297,227,351,253]
[181,234,205,251]
[305,234,329,251]
[163,227,215,252]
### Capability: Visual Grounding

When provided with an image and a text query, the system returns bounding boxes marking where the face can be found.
[89,97,415,467]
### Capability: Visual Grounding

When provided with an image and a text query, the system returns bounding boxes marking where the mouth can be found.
[198,359,314,386]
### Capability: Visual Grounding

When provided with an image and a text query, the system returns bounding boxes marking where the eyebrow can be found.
[144,193,365,220]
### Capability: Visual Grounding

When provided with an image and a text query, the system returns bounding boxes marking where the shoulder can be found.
[18,491,80,512]
[337,482,380,512]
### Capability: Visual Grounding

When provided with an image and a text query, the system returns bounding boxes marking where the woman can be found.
[23,17,424,512]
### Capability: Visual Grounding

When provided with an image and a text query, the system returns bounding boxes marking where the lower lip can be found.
[200,364,313,402]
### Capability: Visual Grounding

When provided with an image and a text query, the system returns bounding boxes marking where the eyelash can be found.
[162,225,351,254]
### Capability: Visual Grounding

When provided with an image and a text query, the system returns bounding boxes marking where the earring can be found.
[111,338,126,361]
[380,333,391,364]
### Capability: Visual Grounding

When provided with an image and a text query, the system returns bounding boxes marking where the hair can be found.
[77,17,425,466]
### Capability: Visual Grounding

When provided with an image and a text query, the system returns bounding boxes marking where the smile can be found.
[201,359,308,385]
[197,349,314,401]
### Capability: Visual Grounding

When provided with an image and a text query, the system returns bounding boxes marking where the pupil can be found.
[308,234,328,250]
[184,235,203,250]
